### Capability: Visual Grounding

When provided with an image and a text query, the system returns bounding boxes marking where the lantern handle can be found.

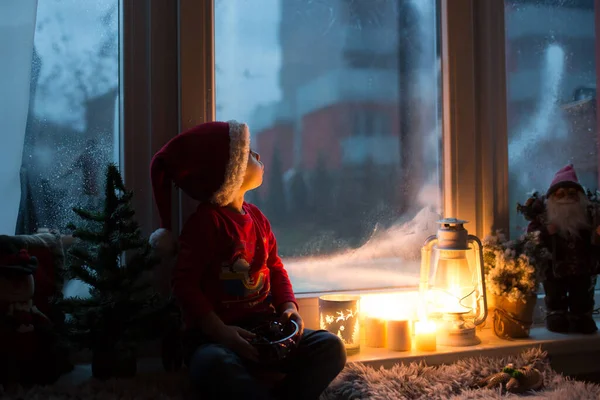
[419,235,437,320]
[467,235,488,326]
[420,235,437,291]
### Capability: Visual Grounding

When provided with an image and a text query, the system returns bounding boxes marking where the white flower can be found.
[483,231,547,301]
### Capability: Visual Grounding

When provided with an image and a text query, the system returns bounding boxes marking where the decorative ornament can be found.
[474,363,543,393]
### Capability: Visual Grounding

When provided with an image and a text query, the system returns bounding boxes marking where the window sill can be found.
[349,323,600,377]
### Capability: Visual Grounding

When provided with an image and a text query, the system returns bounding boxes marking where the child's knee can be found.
[188,344,241,380]
[319,332,347,371]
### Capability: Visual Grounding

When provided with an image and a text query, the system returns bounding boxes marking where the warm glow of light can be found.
[360,292,419,320]
[428,252,476,315]
[415,320,436,334]
[435,254,472,289]
[319,295,361,352]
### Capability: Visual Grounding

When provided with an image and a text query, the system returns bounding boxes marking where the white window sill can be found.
[296,290,600,377]
[349,323,600,377]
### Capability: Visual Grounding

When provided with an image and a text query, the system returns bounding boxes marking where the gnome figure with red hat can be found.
[527,164,600,334]
[0,244,59,388]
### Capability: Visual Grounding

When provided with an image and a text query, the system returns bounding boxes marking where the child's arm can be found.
[174,210,259,360]
[266,229,298,311]
[264,224,305,333]
[172,211,218,330]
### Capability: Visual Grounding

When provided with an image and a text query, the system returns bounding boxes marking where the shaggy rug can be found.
[2,347,599,399]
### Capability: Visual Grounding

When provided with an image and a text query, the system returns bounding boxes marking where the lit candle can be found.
[414,320,437,352]
[365,317,386,348]
[386,320,411,352]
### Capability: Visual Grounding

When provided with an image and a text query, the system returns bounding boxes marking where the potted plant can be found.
[483,230,551,339]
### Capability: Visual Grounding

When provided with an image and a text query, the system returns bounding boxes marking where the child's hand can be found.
[280,307,305,336]
[217,325,259,361]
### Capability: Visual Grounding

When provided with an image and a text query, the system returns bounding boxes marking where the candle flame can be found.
[415,320,436,334]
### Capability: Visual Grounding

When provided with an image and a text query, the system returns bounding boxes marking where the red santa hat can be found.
[149,120,250,254]
[0,248,38,277]
[546,164,583,197]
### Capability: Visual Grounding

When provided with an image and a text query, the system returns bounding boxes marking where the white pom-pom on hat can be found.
[149,228,177,256]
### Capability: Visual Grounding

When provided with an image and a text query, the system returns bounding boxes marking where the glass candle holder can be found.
[319,294,360,354]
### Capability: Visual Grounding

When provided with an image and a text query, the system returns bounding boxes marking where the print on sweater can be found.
[219,244,265,300]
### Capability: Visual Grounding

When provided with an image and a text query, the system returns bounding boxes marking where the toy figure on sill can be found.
[520,164,600,334]
[0,246,62,389]
[149,121,346,400]
[474,362,543,393]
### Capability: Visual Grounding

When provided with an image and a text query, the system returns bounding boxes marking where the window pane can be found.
[12,0,120,234]
[507,0,597,238]
[215,0,442,293]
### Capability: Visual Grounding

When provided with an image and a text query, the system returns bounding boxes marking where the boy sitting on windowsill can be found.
[149,121,346,400]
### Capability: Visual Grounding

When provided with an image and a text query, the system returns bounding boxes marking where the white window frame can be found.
[441,0,510,239]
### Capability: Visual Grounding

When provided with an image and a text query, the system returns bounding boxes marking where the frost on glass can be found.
[215,0,442,292]
[15,0,119,234]
[506,0,597,237]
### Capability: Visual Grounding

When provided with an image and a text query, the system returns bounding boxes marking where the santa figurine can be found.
[527,164,600,334]
[0,245,53,388]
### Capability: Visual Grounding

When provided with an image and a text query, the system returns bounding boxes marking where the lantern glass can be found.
[420,218,487,346]
[429,246,480,316]
[319,294,360,354]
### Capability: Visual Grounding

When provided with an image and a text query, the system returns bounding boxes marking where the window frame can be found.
[441,0,510,239]
[173,0,510,240]
[177,0,215,226]
[121,0,180,235]
[144,0,512,294]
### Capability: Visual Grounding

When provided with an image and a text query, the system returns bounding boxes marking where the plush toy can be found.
[474,363,543,394]
[0,246,61,388]
[521,165,600,334]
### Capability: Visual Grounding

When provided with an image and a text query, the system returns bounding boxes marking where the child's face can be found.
[241,150,264,191]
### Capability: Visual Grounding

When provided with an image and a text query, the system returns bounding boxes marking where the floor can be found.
[56,324,600,387]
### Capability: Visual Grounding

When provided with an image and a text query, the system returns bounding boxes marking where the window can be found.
[215,0,442,293]
[1,0,120,235]
[506,0,597,237]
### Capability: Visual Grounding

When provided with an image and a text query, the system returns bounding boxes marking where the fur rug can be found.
[322,347,600,400]
[2,347,599,399]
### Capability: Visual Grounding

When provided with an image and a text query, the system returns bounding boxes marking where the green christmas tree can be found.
[58,163,164,356]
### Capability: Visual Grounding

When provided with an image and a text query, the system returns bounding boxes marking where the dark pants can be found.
[543,275,597,315]
[186,328,346,400]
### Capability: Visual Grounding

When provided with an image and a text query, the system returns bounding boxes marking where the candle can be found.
[386,320,411,352]
[415,320,437,352]
[365,317,386,348]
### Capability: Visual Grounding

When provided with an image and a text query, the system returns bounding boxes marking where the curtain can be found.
[0,1,38,234]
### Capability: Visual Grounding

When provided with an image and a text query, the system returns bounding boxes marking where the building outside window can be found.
[215,0,442,293]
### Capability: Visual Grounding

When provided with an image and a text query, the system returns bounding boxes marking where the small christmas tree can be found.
[58,163,164,377]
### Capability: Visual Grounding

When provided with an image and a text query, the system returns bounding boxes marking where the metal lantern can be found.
[419,218,487,346]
